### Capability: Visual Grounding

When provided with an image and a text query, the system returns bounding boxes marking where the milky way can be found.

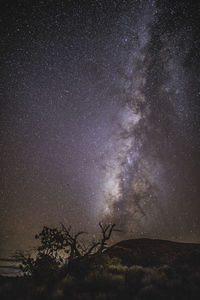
[97,1,200,241]
[0,1,200,273]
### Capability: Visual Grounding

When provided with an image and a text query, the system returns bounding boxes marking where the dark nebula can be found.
[0,0,200,271]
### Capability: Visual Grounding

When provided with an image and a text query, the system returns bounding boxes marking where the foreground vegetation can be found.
[1,225,200,300]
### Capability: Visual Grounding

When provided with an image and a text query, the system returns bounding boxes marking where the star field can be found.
[0,0,200,270]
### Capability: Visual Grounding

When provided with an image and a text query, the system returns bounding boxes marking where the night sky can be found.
[1,0,200,263]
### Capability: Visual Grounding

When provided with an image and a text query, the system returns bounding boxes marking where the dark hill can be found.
[69,238,200,277]
[106,238,200,266]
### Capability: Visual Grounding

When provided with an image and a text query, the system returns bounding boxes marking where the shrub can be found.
[85,270,125,292]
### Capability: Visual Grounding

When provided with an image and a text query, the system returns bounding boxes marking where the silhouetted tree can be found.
[35,226,64,257]
[60,224,86,260]
[97,222,117,253]
[15,222,118,277]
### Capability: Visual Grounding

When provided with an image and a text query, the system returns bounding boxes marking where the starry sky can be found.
[1,0,200,263]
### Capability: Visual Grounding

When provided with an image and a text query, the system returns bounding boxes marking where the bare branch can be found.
[97,223,116,253]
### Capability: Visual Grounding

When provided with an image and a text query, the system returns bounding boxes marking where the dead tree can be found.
[61,222,117,257]
[97,222,116,253]
[61,224,86,260]
[14,222,119,276]
[81,222,118,256]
